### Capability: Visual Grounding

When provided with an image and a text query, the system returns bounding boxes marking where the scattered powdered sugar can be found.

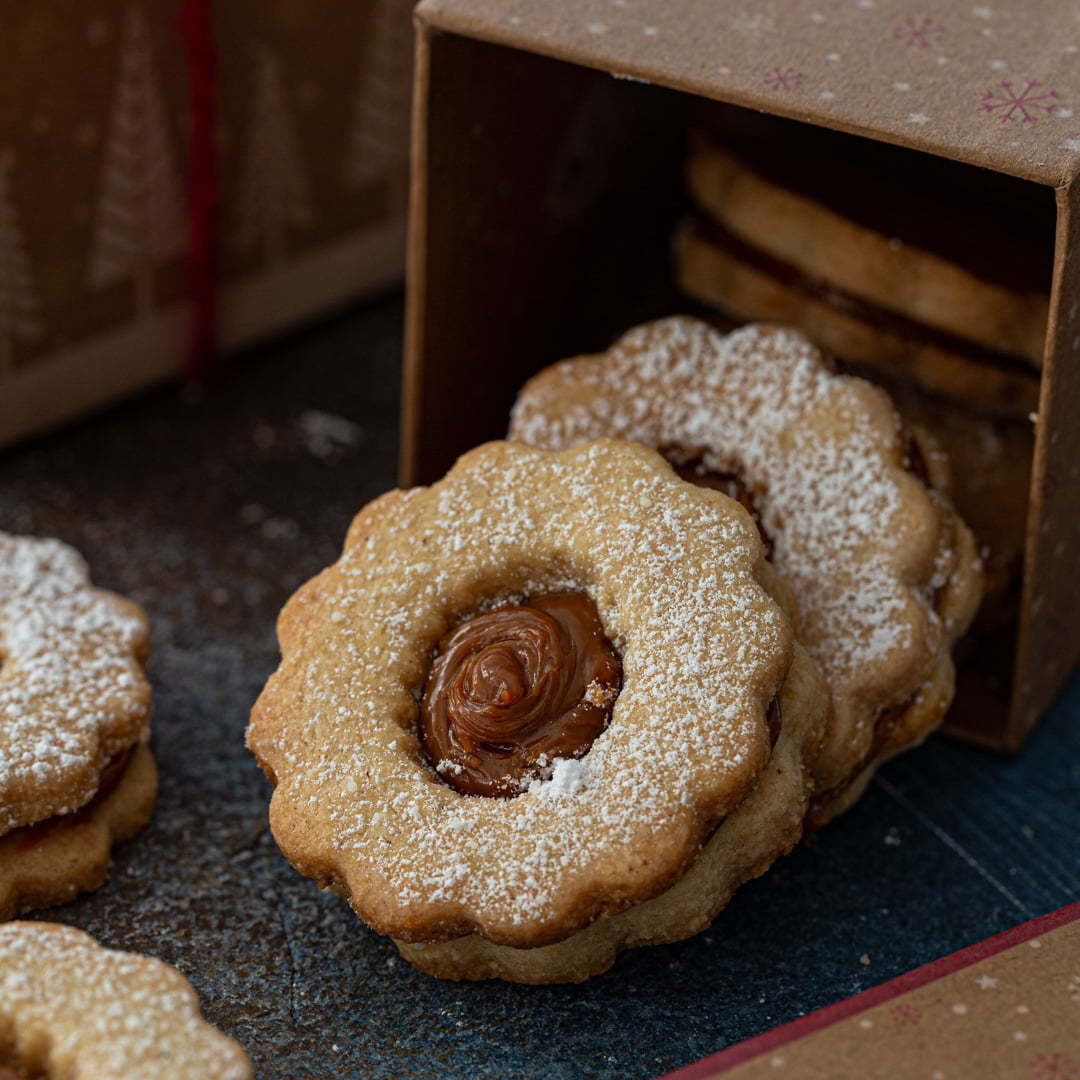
[298,409,364,460]
[0,922,251,1078]
[511,318,949,747]
[252,439,789,934]
[0,533,150,833]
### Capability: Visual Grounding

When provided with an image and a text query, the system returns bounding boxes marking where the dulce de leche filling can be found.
[419,593,622,797]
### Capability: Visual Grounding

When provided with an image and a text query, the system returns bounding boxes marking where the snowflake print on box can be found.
[0,150,41,372]
[981,81,1062,123]
[88,6,185,321]
[344,0,412,215]
[892,16,944,47]
[236,46,313,266]
[763,67,805,91]
[1029,1053,1080,1080]
[890,1003,921,1026]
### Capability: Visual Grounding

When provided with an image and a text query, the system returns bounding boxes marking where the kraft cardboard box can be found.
[401,0,1080,751]
[0,0,413,446]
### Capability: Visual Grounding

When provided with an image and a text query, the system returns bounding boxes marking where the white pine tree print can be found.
[344,0,412,206]
[88,6,185,320]
[0,150,42,372]
[235,46,313,265]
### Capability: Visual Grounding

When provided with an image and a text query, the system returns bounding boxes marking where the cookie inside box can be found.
[674,104,1055,749]
[404,35,1060,748]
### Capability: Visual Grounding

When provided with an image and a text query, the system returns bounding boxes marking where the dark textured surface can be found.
[2,295,1078,1080]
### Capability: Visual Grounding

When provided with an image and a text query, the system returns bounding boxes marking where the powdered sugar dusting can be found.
[0,922,251,1078]
[251,439,790,938]
[0,534,150,833]
[510,319,949,757]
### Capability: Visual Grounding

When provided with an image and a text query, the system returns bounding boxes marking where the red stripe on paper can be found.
[661,901,1080,1079]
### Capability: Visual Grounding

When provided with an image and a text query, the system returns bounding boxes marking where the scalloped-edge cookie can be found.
[0,922,252,1079]
[0,534,155,916]
[510,318,983,826]
[248,438,828,978]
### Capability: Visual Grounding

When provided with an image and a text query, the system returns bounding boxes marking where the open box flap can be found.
[417,0,1080,187]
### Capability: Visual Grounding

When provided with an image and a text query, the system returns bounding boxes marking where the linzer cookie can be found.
[248,439,828,982]
[0,534,155,919]
[677,109,1049,418]
[0,922,252,1078]
[510,318,983,826]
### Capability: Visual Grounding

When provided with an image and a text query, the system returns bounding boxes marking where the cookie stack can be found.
[0,534,156,921]
[248,316,983,983]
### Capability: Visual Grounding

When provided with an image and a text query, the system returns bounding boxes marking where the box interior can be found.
[404,30,1062,748]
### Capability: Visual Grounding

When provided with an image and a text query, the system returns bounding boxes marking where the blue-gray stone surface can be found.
[3,296,1078,1079]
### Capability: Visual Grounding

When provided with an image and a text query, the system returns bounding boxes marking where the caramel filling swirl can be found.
[420,593,622,797]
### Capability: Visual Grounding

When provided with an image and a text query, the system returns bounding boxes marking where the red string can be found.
[179,0,218,381]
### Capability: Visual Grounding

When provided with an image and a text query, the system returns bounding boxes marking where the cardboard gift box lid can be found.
[403,0,1080,751]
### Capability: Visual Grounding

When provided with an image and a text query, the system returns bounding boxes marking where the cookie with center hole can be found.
[510,318,983,826]
[248,438,828,981]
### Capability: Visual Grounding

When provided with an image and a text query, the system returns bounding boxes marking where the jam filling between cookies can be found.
[419,593,622,797]
[669,457,774,558]
[3,749,132,853]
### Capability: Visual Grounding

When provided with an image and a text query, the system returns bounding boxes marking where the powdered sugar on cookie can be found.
[0,922,251,1078]
[249,439,795,944]
[0,534,151,833]
[510,319,981,799]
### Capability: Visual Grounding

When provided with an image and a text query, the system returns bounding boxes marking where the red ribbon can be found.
[179,0,218,381]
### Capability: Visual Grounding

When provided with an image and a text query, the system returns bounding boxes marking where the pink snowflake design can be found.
[762,67,805,91]
[892,16,944,47]
[1029,1053,1080,1080]
[981,80,1062,122]
[890,1003,921,1026]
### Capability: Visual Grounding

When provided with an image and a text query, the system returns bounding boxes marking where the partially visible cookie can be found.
[677,111,1050,419]
[510,318,983,826]
[861,373,1033,630]
[677,221,1041,419]
[0,534,155,917]
[396,629,825,982]
[0,922,252,1078]
[0,743,157,920]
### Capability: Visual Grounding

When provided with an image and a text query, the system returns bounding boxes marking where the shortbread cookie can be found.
[678,223,1041,419]
[0,922,252,1078]
[249,439,827,981]
[0,534,155,917]
[510,318,983,826]
[678,111,1049,418]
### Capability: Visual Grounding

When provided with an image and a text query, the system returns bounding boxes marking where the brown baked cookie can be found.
[0,534,156,918]
[248,438,827,981]
[510,318,984,827]
[677,121,1047,418]
[0,922,252,1078]
[860,372,1033,630]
